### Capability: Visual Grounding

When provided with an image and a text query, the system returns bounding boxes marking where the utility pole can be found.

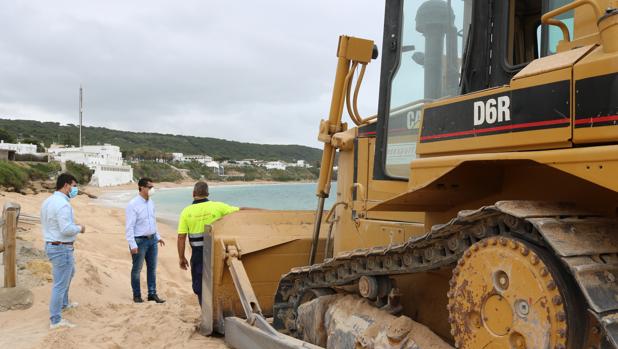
[79,85,83,148]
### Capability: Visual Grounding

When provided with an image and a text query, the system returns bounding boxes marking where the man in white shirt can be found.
[125,177,165,303]
[41,173,85,329]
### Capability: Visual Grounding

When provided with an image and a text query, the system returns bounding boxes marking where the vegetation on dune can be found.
[25,162,62,181]
[268,167,319,182]
[0,161,29,190]
[229,166,264,181]
[65,161,93,185]
[132,161,183,183]
[173,161,219,181]
[0,119,322,163]
[223,165,320,182]
[0,161,62,191]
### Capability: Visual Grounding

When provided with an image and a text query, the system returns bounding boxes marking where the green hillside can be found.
[0,118,322,163]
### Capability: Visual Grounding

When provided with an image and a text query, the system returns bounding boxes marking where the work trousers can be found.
[191,245,203,306]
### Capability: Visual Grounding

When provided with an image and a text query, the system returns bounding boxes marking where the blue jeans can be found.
[131,237,158,297]
[45,243,75,325]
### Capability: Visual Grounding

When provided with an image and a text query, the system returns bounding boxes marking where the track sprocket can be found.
[447,237,570,349]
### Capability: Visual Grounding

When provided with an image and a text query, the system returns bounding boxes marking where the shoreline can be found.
[91,180,320,223]
[84,179,317,197]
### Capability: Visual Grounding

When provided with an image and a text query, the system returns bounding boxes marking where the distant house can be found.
[286,160,311,168]
[0,141,38,155]
[264,161,287,170]
[238,159,255,165]
[172,152,184,162]
[296,160,311,168]
[205,160,220,169]
[182,154,213,164]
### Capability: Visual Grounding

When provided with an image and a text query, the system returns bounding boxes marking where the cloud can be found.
[0,0,384,147]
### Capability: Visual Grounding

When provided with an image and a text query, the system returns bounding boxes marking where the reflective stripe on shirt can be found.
[188,232,204,247]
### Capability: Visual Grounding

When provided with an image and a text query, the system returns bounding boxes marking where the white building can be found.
[181,154,213,164]
[0,141,37,155]
[49,144,125,166]
[285,159,312,168]
[90,164,133,187]
[238,159,255,165]
[296,160,311,168]
[205,160,220,169]
[264,161,287,170]
[172,152,184,162]
[48,144,133,187]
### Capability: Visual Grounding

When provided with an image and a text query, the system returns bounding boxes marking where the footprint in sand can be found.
[86,305,103,317]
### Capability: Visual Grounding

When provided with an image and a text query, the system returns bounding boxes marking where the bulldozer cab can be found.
[377,0,596,179]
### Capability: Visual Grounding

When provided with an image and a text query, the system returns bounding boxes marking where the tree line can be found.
[0,119,322,163]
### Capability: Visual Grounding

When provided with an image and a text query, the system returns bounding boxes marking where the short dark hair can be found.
[138,177,153,189]
[56,173,77,190]
[193,181,209,197]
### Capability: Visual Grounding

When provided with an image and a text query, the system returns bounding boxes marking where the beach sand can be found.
[0,191,228,349]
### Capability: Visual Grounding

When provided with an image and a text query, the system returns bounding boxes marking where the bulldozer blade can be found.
[224,316,323,349]
[200,210,327,334]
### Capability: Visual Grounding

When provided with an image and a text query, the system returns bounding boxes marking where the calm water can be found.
[99,182,337,221]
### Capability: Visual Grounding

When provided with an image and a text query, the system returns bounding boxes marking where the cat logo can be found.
[473,96,511,126]
[406,110,421,130]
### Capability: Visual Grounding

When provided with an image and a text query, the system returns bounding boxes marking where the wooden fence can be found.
[0,202,20,288]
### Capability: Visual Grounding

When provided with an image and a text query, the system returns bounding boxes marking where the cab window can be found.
[507,0,541,66]
[384,0,469,178]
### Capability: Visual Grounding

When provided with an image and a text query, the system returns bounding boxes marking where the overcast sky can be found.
[0,1,385,147]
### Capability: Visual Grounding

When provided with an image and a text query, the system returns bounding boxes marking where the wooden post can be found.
[3,202,20,288]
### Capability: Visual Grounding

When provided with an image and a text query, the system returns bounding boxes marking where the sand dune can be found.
[0,191,228,349]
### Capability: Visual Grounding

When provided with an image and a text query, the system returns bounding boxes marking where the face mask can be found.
[69,186,79,199]
[148,188,156,197]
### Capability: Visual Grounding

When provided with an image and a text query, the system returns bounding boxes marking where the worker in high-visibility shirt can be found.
[177,181,246,305]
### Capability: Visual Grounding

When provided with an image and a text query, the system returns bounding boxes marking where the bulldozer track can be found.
[272,201,618,347]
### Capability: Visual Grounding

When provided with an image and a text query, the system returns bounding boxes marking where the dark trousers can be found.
[131,237,158,297]
[191,245,203,306]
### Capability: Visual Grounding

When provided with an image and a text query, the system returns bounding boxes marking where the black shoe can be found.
[147,294,166,303]
[133,296,144,303]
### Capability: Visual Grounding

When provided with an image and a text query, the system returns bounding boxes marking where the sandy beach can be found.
[0,190,228,349]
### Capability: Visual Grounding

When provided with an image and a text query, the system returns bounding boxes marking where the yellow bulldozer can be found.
[200,0,618,348]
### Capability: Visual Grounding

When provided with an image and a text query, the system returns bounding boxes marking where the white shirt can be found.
[125,195,160,249]
[41,191,82,242]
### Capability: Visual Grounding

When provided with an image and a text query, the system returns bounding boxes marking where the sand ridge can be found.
[0,191,227,348]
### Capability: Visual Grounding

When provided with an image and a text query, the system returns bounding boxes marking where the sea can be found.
[97,182,337,222]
